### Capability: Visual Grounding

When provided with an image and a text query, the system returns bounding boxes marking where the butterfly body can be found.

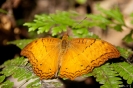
[21,35,120,80]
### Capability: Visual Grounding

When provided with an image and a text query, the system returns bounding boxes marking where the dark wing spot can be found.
[101,41,105,44]
[106,48,108,51]
[35,40,37,43]
[91,60,95,63]
[82,39,96,53]
[49,39,51,41]
[81,39,84,43]
[30,47,32,49]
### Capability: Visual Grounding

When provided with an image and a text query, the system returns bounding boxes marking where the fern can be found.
[117,46,133,59]
[24,11,99,38]
[24,11,77,36]
[112,62,133,84]
[0,80,14,88]
[0,57,41,88]
[86,63,122,88]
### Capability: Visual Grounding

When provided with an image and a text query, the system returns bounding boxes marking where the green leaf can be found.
[97,5,125,25]
[113,24,123,31]
[112,62,133,84]
[130,13,133,17]
[117,46,133,59]
[37,24,52,33]
[7,39,33,49]
[26,79,41,88]
[72,28,88,38]
[23,11,77,36]
[13,67,32,81]
[76,0,87,4]
[0,75,5,83]
[123,30,133,43]
[90,63,122,88]
[0,9,7,14]
[87,32,99,39]
[1,57,28,77]
[0,57,42,88]
[87,14,111,30]
[51,26,62,36]
[16,19,25,26]
[1,80,14,88]
[130,13,133,24]
[72,28,99,38]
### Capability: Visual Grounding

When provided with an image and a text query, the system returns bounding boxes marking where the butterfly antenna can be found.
[72,16,88,28]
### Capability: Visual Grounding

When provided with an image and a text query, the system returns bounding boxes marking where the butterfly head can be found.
[61,33,69,49]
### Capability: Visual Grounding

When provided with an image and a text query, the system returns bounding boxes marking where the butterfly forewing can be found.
[21,38,61,79]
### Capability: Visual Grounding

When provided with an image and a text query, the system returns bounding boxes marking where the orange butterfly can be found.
[21,34,120,80]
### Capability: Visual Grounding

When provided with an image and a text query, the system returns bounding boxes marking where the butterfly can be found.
[21,34,120,80]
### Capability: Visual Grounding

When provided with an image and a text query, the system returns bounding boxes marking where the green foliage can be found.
[86,14,112,30]
[91,63,122,88]
[123,13,133,43]
[86,61,133,88]
[130,13,133,24]
[112,62,133,84]
[1,6,133,88]
[24,11,77,36]
[23,6,133,42]
[123,30,133,43]
[85,5,125,32]
[0,8,7,14]
[97,5,125,25]
[0,80,14,88]
[23,11,98,38]
[0,75,5,83]
[76,0,87,4]
[8,39,34,49]
[0,57,41,88]
[26,79,41,88]
[117,46,133,59]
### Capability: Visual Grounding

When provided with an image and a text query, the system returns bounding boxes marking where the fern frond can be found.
[23,11,99,38]
[0,80,14,88]
[24,11,77,36]
[112,62,133,84]
[0,57,41,88]
[88,63,122,88]
[117,46,133,59]
[86,14,111,30]
[97,5,124,25]
[0,75,5,83]
[26,79,41,88]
